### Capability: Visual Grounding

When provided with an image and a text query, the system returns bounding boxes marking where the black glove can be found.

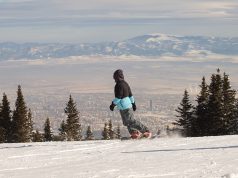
[132,103,136,111]
[109,102,116,111]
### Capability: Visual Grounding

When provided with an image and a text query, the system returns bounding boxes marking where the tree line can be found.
[0,86,121,143]
[175,69,238,137]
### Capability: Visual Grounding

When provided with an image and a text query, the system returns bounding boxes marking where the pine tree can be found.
[108,120,114,139]
[0,102,4,142]
[33,130,43,142]
[175,90,194,136]
[176,69,238,137]
[27,109,34,142]
[206,70,224,136]
[222,73,237,134]
[12,85,31,142]
[85,125,94,140]
[44,118,53,141]
[115,124,121,139]
[59,120,67,141]
[231,100,238,134]
[0,93,11,142]
[195,77,209,136]
[0,127,6,143]
[64,95,82,141]
[102,123,110,140]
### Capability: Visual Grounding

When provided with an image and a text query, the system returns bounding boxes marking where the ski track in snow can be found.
[0,136,238,178]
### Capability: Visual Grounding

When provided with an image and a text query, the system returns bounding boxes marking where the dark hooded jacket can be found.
[112,70,135,110]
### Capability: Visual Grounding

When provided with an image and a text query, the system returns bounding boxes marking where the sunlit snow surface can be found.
[1,136,238,178]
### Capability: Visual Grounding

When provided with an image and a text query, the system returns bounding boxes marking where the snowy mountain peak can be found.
[145,33,181,43]
[0,33,238,60]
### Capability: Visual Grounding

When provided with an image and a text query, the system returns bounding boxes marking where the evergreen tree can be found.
[33,130,43,142]
[12,85,31,142]
[0,127,6,143]
[108,120,114,139]
[175,90,194,136]
[59,120,67,141]
[102,123,110,140]
[85,125,94,140]
[27,109,34,142]
[176,69,238,137]
[231,100,238,134]
[115,124,121,139]
[222,72,237,134]
[195,77,209,136]
[206,70,224,136]
[64,95,82,141]
[0,102,3,143]
[44,117,53,141]
[0,93,11,142]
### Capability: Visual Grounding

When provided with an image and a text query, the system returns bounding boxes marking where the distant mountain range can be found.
[0,34,238,60]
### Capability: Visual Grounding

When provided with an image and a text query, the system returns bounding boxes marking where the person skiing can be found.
[109,69,152,139]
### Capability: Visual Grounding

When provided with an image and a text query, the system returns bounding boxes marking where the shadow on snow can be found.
[121,145,238,154]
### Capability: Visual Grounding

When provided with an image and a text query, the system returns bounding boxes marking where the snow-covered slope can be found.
[1,135,238,178]
[0,34,238,60]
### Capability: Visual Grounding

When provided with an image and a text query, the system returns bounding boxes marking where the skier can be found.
[109,69,152,139]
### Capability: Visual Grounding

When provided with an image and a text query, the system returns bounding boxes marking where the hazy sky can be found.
[0,0,238,43]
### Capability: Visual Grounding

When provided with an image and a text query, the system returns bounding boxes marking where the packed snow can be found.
[1,135,238,178]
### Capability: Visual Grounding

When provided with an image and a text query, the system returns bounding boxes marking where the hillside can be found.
[1,135,238,178]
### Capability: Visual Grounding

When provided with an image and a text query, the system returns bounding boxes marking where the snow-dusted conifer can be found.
[102,123,110,140]
[108,120,114,139]
[116,124,121,139]
[33,130,43,142]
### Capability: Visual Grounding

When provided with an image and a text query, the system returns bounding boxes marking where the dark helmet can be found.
[113,69,124,82]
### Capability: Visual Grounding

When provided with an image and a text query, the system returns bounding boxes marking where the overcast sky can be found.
[0,0,238,43]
